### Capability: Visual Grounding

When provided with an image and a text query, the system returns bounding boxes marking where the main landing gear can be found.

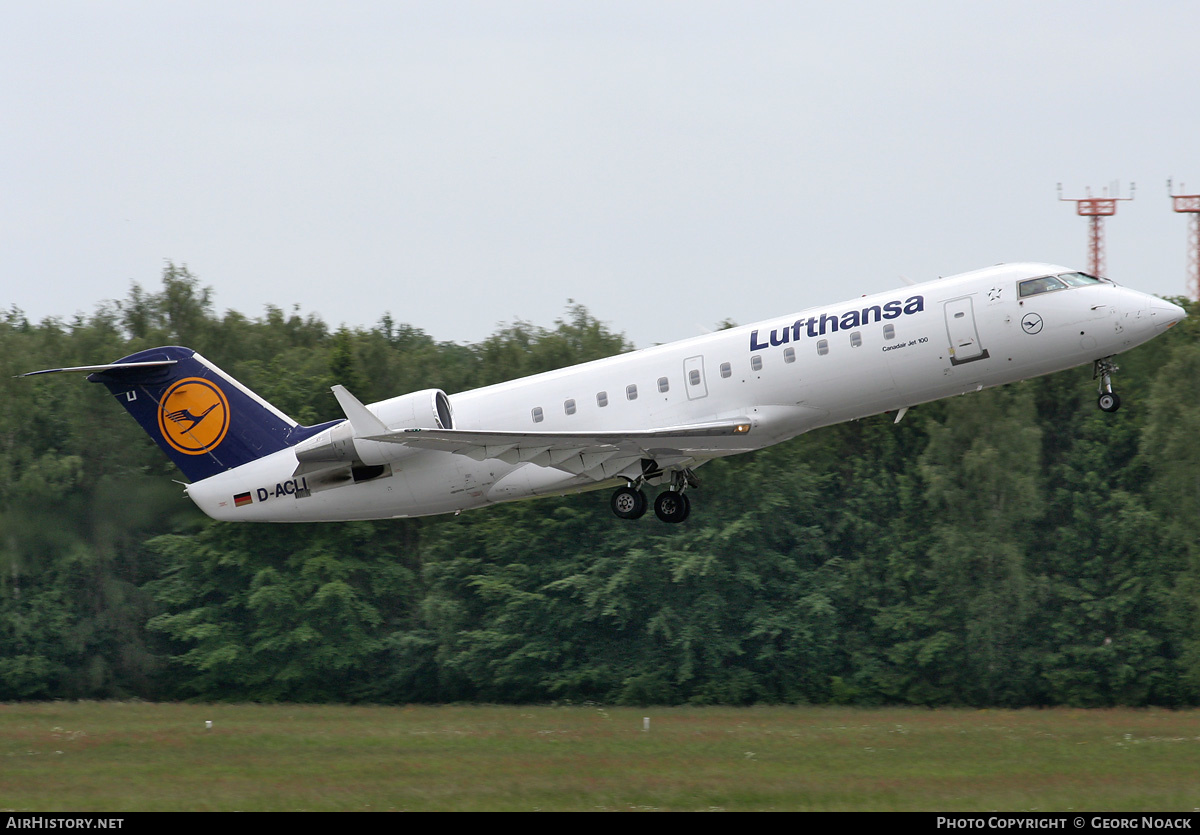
[1094,357,1122,413]
[653,490,690,524]
[610,485,648,520]
[610,468,698,523]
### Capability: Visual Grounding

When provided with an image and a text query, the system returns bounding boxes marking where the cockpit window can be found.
[1056,272,1103,287]
[1018,275,1068,297]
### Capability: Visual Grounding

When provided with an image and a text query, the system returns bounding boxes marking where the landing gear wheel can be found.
[654,490,691,524]
[611,486,647,520]
[1094,357,1122,414]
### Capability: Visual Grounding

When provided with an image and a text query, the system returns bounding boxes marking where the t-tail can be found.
[23,346,335,483]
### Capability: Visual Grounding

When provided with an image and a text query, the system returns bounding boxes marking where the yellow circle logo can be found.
[157,377,230,455]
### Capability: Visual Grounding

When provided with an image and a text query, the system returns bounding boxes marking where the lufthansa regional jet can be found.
[22,263,1186,524]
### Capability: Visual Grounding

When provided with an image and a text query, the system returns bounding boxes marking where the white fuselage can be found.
[186,263,1184,521]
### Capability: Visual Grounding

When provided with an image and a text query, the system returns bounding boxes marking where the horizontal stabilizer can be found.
[17,359,177,378]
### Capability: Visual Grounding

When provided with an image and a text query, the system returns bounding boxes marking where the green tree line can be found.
[2,264,1199,706]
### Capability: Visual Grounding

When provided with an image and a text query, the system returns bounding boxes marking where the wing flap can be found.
[361,418,752,481]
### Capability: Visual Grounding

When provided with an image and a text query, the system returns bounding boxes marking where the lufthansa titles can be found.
[750,295,925,352]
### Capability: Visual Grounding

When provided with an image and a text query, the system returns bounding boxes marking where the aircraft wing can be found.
[360,418,754,481]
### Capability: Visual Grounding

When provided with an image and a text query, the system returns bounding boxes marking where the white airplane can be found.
[22,263,1186,524]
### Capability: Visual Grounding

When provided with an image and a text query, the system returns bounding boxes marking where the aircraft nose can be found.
[1149,298,1187,332]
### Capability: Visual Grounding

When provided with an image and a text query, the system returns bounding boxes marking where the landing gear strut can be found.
[1094,357,1122,413]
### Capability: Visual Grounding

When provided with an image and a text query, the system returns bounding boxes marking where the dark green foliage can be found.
[1,266,1198,705]
[144,521,417,702]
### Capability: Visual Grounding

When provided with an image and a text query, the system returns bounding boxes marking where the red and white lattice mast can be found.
[1057,182,1135,278]
[1167,179,1200,301]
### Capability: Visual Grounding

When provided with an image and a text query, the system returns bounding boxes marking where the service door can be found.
[683,355,708,400]
[944,297,990,365]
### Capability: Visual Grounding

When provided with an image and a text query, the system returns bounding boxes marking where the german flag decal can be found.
[233,492,253,507]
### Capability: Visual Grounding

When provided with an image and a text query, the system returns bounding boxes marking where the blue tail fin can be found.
[86,346,334,483]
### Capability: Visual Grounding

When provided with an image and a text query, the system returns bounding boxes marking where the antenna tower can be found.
[1167,179,1200,301]
[1057,182,1135,277]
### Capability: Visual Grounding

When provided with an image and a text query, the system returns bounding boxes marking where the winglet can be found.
[331,385,389,436]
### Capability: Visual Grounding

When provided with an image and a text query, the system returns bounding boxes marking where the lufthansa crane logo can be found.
[157,377,230,455]
[1021,313,1044,335]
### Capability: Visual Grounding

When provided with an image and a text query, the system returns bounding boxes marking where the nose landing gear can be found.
[1094,357,1122,413]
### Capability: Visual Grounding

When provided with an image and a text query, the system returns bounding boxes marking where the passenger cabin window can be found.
[783,347,796,363]
[817,339,829,356]
[883,324,896,340]
[751,355,763,371]
[1019,275,1068,297]
[720,362,732,378]
[688,369,702,386]
[626,384,638,401]
[850,331,862,348]
[532,406,544,423]
[657,376,669,393]
[597,391,608,407]
[564,399,576,415]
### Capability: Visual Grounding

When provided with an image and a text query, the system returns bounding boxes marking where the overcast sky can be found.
[4,1,1198,350]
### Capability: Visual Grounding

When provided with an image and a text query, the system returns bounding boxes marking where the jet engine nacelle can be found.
[293,387,453,468]
[371,388,454,432]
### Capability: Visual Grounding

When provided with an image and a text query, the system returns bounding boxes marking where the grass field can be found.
[1,702,1198,811]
